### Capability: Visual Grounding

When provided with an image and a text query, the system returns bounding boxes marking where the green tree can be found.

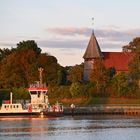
[57,68,67,85]
[89,59,109,94]
[12,87,30,100]
[107,67,116,80]
[123,37,140,52]
[0,49,39,88]
[70,82,81,97]
[68,64,83,83]
[123,37,140,82]
[37,53,59,84]
[17,40,41,54]
[43,55,59,85]
[0,51,26,88]
[0,48,13,61]
[0,40,59,88]
[0,89,10,104]
[112,72,132,96]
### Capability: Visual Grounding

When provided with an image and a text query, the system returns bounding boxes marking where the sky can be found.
[0,0,140,66]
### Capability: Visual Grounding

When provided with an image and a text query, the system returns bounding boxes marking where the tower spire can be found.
[83,19,103,81]
[83,18,103,59]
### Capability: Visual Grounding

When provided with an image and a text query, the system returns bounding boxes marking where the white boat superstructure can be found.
[0,92,42,115]
[0,103,41,113]
[0,103,28,113]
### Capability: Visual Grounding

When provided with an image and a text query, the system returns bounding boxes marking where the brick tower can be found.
[83,31,103,81]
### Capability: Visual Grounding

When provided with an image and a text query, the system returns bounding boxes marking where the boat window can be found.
[10,105,12,108]
[30,91,37,94]
[13,105,15,108]
[38,91,41,97]
[7,105,9,108]
[17,105,19,108]
[43,91,47,94]
[4,105,6,108]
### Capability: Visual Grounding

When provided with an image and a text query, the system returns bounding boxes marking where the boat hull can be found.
[0,111,64,118]
[43,111,64,117]
[0,112,40,117]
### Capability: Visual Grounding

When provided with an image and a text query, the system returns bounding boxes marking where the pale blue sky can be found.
[0,0,140,66]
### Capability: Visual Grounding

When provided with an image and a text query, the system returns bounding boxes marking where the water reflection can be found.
[0,115,140,140]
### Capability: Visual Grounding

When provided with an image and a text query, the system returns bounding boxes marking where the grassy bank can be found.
[49,97,140,106]
[85,97,140,105]
[1,88,140,107]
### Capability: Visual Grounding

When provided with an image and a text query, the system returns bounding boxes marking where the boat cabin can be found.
[0,103,26,113]
[28,81,48,105]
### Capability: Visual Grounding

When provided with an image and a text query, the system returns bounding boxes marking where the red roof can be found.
[103,52,134,71]
[28,87,48,91]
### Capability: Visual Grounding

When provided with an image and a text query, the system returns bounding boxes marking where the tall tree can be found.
[0,48,14,61]
[112,72,133,96]
[107,67,116,80]
[0,49,38,88]
[57,68,67,85]
[70,82,81,97]
[0,40,59,88]
[89,59,109,93]
[123,37,140,52]
[17,40,41,54]
[68,64,83,83]
[34,52,59,85]
[123,37,140,80]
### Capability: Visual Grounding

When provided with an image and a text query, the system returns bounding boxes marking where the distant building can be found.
[83,31,134,81]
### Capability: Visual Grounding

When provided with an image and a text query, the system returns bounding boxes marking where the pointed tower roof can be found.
[83,32,103,59]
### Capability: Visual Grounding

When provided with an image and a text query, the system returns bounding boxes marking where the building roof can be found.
[83,32,103,59]
[103,52,134,71]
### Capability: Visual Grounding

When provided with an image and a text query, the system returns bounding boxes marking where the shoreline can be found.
[64,105,140,115]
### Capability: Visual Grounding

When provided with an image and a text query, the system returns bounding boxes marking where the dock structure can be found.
[64,105,140,115]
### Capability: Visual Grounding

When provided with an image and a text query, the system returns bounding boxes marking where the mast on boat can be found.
[38,67,43,87]
[10,92,13,104]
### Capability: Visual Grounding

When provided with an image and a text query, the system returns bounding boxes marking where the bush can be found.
[48,85,71,99]
[12,87,30,100]
[0,89,10,104]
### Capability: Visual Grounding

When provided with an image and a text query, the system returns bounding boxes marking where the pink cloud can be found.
[47,27,140,42]
[47,27,91,36]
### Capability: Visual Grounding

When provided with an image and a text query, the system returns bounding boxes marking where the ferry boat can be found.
[0,68,63,117]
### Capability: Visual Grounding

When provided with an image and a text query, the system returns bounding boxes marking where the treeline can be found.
[0,38,140,104]
[53,37,140,100]
[0,40,60,88]
[0,40,60,102]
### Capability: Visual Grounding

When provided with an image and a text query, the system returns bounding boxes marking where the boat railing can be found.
[2,100,11,104]
[29,81,47,88]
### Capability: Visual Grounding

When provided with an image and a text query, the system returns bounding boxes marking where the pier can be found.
[64,105,140,115]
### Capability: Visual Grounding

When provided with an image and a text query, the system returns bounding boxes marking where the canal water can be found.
[0,115,140,140]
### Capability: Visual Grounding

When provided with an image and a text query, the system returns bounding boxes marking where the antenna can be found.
[92,17,94,34]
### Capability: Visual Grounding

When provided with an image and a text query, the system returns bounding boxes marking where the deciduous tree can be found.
[68,64,83,83]
[123,37,140,81]
[89,59,109,93]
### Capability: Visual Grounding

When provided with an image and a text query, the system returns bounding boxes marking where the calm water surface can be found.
[0,115,140,140]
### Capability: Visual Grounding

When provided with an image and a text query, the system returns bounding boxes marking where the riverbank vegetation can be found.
[0,38,140,105]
